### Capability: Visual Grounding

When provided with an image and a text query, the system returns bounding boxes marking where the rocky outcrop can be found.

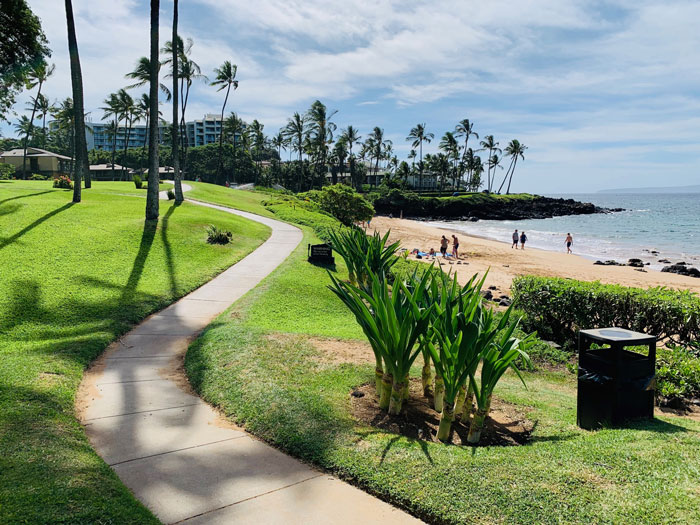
[662,262,700,278]
[371,190,622,221]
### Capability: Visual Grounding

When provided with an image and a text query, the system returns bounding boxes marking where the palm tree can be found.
[439,131,460,189]
[170,0,183,202]
[408,148,416,168]
[249,119,266,181]
[368,127,391,187]
[488,153,503,192]
[22,61,55,175]
[116,89,136,179]
[210,61,239,184]
[145,0,160,221]
[340,125,361,190]
[283,112,306,191]
[270,130,286,183]
[223,112,246,183]
[406,123,433,191]
[101,92,122,179]
[479,135,500,192]
[51,98,74,171]
[35,94,54,147]
[64,0,86,199]
[500,139,527,194]
[125,56,171,98]
[306,100,337,186]
[454,118,478,171]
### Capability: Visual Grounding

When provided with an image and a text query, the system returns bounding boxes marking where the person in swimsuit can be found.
[440,235,449,257]
[451,235,459,259]
[520,231,527,250]
[565,233,573,254]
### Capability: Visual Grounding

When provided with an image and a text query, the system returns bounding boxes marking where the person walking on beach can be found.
[512,230,519,249]
[440,235,449,257]
[452,234,460,259]
[520,231,528,250]
[565,233,573,254]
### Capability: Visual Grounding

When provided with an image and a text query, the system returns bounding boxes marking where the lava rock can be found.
[661,264,700,278]
[482,290,493,300]
[488,285,498,290]
[499,298,512,306]
[659,259,671,264]
[627,258,644,268]
[351,390,365,398]
[594,260,623,266]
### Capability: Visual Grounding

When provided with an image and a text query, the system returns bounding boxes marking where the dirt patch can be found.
[350,377,534,446]
[310,337,375,365]
[658,404,700,422]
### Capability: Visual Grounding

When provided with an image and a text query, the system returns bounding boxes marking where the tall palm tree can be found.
[64,0,86,199]
[170,0,183,202]
[368,127,391,187]
[439,131,460,189]
[306,100,337,186]
[340,125,361,190]
[488,153,503,193]
[210,61,238,184]
[500,139,527,194]
[270,130,286,183]
[408,148,417,168]
[101,92,122,179]
[145,0,160,221]
[478,135,500,192]
[116,89,136,179]
[454,118,478,168]
[22,61,55,175]
[35,94,54,147]
[283,112,306,191]
[125,56,171,97]
[51,98,74,171]
[406,123,433,191]
[249,119,265,180]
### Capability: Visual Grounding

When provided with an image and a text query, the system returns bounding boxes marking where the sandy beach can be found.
[370,216,700,296]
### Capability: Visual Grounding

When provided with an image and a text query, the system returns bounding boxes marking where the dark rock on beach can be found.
[661,264,700,278]
[627,258,645,268]
[594,260,624,266]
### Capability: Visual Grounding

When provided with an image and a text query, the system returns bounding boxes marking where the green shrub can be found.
[52,175,73,189]
[0,163,15,180]
[29,173,47,180]
[132,174,142,189]
[511,276,700,346]
[167,189,175,200]
[656,345,700,403]
[301,184,374,226]
[206,225,232,245]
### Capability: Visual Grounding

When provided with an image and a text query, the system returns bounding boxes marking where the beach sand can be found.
[370,217,700,296]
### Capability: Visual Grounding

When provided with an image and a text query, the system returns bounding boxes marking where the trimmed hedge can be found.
[511,276,700,346]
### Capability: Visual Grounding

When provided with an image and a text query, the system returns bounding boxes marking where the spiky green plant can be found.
[467,306,534,444]
[328,268,434,414]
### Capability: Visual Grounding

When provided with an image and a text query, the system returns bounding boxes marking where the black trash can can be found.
[577,327,656,430]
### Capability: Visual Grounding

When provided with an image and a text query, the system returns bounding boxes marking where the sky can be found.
[2,0,699,193]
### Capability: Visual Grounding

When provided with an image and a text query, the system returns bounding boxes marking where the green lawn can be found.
[0,181,270,523]
[186,181,274,216]
[186,227,700,524]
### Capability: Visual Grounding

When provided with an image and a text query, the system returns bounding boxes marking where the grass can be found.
[186,181,274,217]
[186,227,700,524]
[0,181,270,523]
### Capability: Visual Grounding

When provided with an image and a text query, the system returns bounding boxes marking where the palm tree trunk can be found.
[145,0,160,221]
[172,0,183,202]
[506,157,518,194]
[64,0,86,203]
[123,115,132,180]
[142,112,149,173]
[497,158,515,194]
[111,118,117,180]
[418,140,423,192]
[216,83,231,185]
[22,81,42,177]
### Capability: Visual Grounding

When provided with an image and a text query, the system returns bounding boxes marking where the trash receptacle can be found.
[577,327,656,430]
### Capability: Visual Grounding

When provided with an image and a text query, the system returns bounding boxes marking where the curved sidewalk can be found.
[78,199,422,524]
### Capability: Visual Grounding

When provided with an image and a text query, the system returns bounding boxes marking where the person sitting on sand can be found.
[452,235,460,259]
[440,236,449,257]
[429,248,436,257]
[565,233,573,254]
[512,229,519,249]
[520,231,528,250]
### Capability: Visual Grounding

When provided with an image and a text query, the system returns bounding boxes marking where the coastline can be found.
[370,216,700,295]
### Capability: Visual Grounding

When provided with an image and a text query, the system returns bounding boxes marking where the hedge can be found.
[511,276,700,347]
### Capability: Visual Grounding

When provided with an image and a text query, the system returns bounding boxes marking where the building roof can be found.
[143,166,176,175]
[0,147,72,161]
[89,164,125,171]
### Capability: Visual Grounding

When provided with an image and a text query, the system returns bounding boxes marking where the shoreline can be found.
[370,216,700,295]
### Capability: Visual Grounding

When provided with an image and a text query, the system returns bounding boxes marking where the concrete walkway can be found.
[78,197,422,524]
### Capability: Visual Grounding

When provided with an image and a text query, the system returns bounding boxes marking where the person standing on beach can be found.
[520,231,528,250]
[452,234,460,259]
[512,230,519,249]
[440,235,449,257]
[565,233,573,254]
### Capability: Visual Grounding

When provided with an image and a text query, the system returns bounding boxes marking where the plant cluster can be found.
[29,173,48,180]
[52,175,72,189]
[329,233,533,444]
[132,174,143,188]
[206,224,232,245]
[167,189,175,200]
[302,184,374,226]
[0,164,16,179]
[656,345,700,403]
[511,276,700,346]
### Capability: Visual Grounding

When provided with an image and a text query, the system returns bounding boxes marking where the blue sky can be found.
[3,0,699,192]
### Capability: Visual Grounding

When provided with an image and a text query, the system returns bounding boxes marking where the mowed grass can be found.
[186,181,275,217]
[186,228,700,524]
[0,181,270,523]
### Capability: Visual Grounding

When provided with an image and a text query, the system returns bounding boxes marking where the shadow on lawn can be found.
[0,202,74,251]
[0,189,55,206]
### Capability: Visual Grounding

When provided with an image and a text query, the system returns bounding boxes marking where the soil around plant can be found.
[350,377,534,446]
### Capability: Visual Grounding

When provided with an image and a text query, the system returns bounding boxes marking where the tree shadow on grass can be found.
[0,202,74,251]
[0,189,55,206]
[0,203,21,217]
[161,202,180,297]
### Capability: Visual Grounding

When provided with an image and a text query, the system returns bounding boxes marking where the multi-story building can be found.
[50,114,224,151]
[184,114,223,148]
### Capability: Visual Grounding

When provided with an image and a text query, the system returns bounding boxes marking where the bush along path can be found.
[77,200,421,524]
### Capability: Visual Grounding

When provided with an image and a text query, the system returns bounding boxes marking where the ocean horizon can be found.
[426,192,700,270]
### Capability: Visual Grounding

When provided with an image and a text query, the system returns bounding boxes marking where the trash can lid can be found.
[579,327,656,344]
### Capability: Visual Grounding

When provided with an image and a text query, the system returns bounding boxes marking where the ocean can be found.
[426,193,700,270]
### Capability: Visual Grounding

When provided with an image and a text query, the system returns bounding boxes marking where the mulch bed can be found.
[350,377,534,446]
